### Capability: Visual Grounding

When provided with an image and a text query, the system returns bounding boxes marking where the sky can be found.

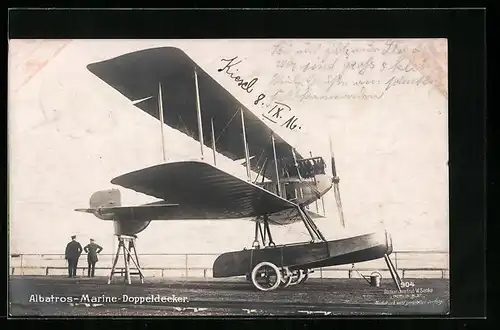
[8,39,449,255]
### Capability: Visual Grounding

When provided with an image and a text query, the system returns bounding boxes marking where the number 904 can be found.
[400,281,415,288]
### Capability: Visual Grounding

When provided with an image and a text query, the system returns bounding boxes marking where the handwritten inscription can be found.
[218,56,303,131]
[269,39,443,103]
[218,56,259,94]
[262,101,302,130]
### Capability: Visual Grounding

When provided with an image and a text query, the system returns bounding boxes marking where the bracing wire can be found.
[215,109,240,143]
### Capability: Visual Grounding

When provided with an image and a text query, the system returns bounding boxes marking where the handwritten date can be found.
[262,102,302,130]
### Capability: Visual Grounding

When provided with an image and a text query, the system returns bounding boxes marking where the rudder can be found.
[89,189,121,208]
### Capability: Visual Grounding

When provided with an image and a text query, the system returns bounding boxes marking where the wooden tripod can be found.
[108,235,144,284]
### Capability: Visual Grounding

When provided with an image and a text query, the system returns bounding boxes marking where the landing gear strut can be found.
[252,215,275,248]
[384,254,402,292]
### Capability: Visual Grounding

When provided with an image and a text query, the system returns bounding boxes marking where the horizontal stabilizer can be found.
[74,203,179,221]
[75,208,97,213]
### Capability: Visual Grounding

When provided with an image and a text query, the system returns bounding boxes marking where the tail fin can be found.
[89,189,121,208]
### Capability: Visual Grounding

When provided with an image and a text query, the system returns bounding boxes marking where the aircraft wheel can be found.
[298,270,309,284]
[279,268,292,288]
[287,270,302,286]
[279,275,292,288]
[251,261,282,292]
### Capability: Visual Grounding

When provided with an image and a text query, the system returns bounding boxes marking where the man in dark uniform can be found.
[84,238,103,277]
[65,235,82,278]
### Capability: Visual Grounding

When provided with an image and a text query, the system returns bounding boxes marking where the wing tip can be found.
[110,160,215,185]
[86,62,98,74]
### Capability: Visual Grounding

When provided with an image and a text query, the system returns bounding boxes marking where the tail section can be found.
[89,189,121,209]
[75,189,178,235]
[75,189,122,220]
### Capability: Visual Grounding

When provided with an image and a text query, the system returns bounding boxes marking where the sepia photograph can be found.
[8,38,449,316]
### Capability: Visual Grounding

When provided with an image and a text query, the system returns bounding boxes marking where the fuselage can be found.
[257,174,333,207]
[257,155,333,208]
[82,155,333,232]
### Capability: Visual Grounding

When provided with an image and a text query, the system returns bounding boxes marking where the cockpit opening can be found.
[296,157,326,178]
[276,157,327,180]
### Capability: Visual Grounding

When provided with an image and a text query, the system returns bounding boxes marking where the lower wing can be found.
[77,161,303,225]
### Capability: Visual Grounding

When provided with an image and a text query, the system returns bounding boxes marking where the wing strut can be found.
[298,205,326,242]
[194,69,204,160]
[211,117,217,166]
[271,134,281,197]
[240,109,251,181]
[291,148,303,180]
[158,82,166,162]
[253,157,268,184]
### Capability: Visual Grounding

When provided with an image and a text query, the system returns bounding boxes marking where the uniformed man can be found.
[84,238,103,277]
[65,235,82,278]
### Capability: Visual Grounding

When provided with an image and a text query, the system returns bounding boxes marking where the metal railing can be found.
[9,250,449,279]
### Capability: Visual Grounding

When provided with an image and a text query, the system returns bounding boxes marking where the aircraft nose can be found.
[317,174,334,194]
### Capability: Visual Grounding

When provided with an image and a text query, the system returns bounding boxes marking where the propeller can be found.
[329,137,346,228]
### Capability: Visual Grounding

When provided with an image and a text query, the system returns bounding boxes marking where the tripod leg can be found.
[131,242,144,283]
[123,240,131,285]
[108,239,122,284]
[124,244,145,284]
[127,240,133,268]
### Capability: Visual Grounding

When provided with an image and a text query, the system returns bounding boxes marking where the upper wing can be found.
[86,47,302,179]
[110,161,298,221]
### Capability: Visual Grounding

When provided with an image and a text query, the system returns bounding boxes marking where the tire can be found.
[288,270,301,286]
[279,267,292,288]
[251,261,282,292]
[279,275,292,288]
[298,270,309,284]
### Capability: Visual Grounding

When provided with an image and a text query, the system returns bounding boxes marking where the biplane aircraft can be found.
[75,47,401,291]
